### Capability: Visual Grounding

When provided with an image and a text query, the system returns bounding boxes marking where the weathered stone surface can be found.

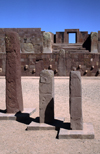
[98,31,100,53]
[91,32,98,53]
[69,71,81,97]
[43,32,53,53]
[59,123,94,139]
[39,70,54,123]
[0,28,100,77]
[21,43,34,53]
[58,49,66,76]
[69,71,83,130]
[5,31,23,113]
[70,97,82,119]
[27,117,64,130]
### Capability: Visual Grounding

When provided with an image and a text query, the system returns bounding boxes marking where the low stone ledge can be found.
[59,123,94,139]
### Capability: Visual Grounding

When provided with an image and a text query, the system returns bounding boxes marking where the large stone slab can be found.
[5,31,23,113]
[69,71,81,97]
[27,121,55,130]
[0,108,36,120]
[59,123,94,139]
[27,117,64,130]
[43,32,53,53]
[39,70,54,123]
[91,32,98,53]
[58,49,66,76]
[69,71,83,130]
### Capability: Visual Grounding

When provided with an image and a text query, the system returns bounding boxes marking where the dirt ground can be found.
[0,77,100,154]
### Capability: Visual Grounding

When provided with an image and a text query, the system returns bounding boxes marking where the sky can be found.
[0,0,100,39]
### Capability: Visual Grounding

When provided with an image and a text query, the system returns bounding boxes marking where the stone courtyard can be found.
[0,76,100,154]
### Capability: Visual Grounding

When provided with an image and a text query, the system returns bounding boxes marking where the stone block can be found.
[70,118,83,130]
[43,32,53,53]
[58,49,66,76]
[39,94,54,123]
[69,71,82,97]
[70,97,82,119]
[27,121,55,130]
[27,117,64,130]
[91,32,98,53]
[5,31,23,113]
[59,123,94,139]
[0,108,36,120]
[39,70,54,123]
[98,31,100,53]
[69,71,83,130]
[39,70,54,94]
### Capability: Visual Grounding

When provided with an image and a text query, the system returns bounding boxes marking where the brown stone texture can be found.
[39,69,54,123]
[69,71,83,130]
[0,28,100,76]
[0,28,99,54]
[98,31,100,53]
[0,28,93,53]
[64,29,80,43]
[91,32,98,53]
[56,32,64,43]
[0,52,99,76]
[43,32,53,53]
[58,49,66,76]
[79,31,88,44]
[0,28,43,53]
[5,31,23,113]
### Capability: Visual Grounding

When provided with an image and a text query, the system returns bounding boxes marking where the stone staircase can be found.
[52,43,89,53]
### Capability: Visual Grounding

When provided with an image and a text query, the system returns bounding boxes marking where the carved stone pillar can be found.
[91,32,98,53]
[39,69,54,123]
[69,71,83,130]
[5,31,23,113]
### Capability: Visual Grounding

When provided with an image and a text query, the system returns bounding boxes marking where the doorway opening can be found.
[68,33,76,43]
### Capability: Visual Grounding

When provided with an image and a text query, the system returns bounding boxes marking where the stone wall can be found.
[56,29,89,44]
[91,32,98,53]
[56,29,87,44]
[0,28,99,53]
[0,28,43,53]
[98,31,100,53]
[56,32,64,43]
[0,28,100,76]
[0,52,100,76]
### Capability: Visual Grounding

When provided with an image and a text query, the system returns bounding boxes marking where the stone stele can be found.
[39,69,54,123]
[69,71,83,130]
[43,32,53,53]
[91,32,98,53]
[5,31,23,113]
[58,49,66,76]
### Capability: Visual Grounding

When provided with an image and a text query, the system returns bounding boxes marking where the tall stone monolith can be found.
[39,69,54,123]
[69,71,83,130]
[5,31,23,113]
[58,49,66,76]
[43,32,53,53]
[91,32,98,53]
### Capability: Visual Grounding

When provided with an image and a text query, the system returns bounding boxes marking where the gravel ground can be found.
[0,77,100,154]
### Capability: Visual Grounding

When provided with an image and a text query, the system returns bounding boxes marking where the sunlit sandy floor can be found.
[0,77,100,154]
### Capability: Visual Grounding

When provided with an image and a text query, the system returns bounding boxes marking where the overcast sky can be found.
[0,0,100,35]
